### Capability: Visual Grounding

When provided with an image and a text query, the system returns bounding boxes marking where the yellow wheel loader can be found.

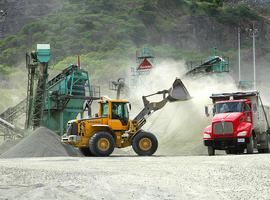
[62,78,190,156]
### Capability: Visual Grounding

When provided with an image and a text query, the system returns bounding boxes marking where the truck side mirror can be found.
[129,103,131,110]
[95,113,98,117]
[205,106,210,117]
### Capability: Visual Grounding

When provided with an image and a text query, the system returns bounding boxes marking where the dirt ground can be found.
[1,154,270,200]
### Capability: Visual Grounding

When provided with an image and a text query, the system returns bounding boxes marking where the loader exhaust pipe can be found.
[167,78,191,102]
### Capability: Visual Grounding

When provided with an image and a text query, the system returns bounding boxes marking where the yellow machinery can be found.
[62,78,190,156]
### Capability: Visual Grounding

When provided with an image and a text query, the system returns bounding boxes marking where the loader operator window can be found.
[215,102,244,113]
[101,103,108,117]
[112,102,129,125]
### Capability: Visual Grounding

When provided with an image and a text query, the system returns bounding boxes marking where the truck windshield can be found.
[215,102,244,113]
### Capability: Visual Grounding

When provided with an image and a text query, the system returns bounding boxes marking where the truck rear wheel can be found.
[208,146,215,156]
[246,136,254,154]
[262,135,270,153]
[89,132,115,157]
[132,131,158,156]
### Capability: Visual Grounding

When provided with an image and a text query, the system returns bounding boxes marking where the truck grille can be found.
[214,122,233,134]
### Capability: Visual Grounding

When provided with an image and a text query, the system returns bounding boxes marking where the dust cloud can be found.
[0,69,26,111]
[127,60,238,155]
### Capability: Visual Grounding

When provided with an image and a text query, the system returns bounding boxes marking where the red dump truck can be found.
[203,91,270,156]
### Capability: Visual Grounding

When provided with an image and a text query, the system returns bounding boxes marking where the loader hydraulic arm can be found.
[133,78,191,130]
[133,90,169,129]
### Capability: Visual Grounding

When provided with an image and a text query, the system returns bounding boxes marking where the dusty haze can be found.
[126,60,238,155]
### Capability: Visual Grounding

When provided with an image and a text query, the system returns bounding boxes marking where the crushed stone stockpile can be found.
[1,127,82,158]
[0,139,22,155]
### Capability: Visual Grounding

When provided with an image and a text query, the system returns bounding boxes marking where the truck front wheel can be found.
[132,131,158,156]
[225,150,232,154]
[237,149,244,154]
[208,146,215,156]
[225,150,239,154]
[89,132,115,157]
[246,136,254,154]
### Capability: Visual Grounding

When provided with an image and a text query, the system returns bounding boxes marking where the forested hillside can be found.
[0,0,270,111]
[1,0,268,77]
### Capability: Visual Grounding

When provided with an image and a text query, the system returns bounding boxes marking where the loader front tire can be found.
[89,132,115,157]
[132,132,158,156]
[79,147,93,156]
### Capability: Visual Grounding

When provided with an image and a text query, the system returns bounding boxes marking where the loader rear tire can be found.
[132,132,158,156]
[89,132,115,157]
[208,146,215,156]
[246,136,254,154]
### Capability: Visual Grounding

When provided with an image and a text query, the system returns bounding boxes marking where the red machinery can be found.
[203,91,270,156]
[130,47,155,87]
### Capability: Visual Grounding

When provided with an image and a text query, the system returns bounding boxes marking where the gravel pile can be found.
[1,127,81,158]
[0,139,22,155]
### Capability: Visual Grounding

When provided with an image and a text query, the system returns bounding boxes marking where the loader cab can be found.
[99,98,130,130]
[111,102,129,125]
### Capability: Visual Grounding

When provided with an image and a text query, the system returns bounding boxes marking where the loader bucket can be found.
[167,78,191,102]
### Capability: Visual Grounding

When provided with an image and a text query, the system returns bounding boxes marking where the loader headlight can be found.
[68,135,81,142]
[237,131,248,137]
[203,133,211,139]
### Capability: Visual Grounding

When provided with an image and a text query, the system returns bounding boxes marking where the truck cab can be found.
[203,92,270,156]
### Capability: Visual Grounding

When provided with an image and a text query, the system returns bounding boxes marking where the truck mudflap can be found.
[204,138,250,150]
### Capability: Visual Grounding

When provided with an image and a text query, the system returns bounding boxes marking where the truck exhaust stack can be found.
[167,78,191,102]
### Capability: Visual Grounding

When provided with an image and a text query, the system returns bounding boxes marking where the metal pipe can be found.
[238,27,241,83]
[246,23,258,90]
[77,55,80,69]
[252,24,256,90]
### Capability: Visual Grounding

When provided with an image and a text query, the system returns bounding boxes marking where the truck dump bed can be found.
[210,91,258,102]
